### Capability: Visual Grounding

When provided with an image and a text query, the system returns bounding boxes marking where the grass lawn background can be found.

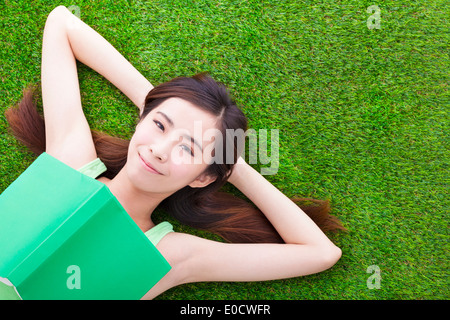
[0,0,447,299]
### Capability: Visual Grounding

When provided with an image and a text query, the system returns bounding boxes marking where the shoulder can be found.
[97,176,111,184]
[150,232,227,282]
[155,232,207,278]
[141,231,202,299]
[152,231,247,285]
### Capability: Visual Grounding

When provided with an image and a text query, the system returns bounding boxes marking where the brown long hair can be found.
[5,74,345,243]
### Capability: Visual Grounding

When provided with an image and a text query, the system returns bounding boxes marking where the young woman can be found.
[4,6,344,299]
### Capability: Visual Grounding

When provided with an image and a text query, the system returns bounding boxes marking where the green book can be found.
[0,152,171,300]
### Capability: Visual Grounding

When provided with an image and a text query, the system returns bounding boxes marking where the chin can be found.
[125,161,177,195]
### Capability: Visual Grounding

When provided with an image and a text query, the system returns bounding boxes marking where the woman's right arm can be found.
[41,6,153,168]
[49,6,153,110]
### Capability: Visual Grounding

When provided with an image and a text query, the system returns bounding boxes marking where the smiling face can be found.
[126,97,221,195]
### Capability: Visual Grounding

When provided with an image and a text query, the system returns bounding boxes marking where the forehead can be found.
[151,97,219,132]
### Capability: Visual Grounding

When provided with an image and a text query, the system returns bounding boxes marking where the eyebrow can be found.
[156,111,203,152]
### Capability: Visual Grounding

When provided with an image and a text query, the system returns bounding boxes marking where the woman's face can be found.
[126,97,220,195]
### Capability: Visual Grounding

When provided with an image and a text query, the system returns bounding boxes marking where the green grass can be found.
[0,0,448,300]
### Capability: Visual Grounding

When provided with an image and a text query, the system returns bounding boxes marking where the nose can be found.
[149,141,169,162]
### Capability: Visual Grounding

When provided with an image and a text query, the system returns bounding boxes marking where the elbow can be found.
[319,245,342,271]
[45,6,74,27]
[44,6,67,30]
[47,5,69,21]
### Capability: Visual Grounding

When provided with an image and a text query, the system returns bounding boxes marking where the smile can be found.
[139,154,163,175]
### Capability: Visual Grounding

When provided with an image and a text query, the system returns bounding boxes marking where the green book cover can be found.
[0,153,171,300]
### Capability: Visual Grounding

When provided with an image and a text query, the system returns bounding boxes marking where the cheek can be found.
[168,161,208,182]
[131,125,151,145]
[128,130,143,153]
[169,161,195,178]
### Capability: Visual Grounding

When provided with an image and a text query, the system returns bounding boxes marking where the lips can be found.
[139,153,163,175]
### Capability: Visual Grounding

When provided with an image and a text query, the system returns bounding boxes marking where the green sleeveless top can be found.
[0,157,173,300]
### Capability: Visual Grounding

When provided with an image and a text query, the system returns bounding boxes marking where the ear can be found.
[188,173,217,188]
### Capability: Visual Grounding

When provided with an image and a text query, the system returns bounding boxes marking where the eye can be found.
[153,120,164,131]
[180,144,194,157]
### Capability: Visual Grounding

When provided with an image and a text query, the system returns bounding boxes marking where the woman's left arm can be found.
[147,158,341,292]
[227,158,340,249]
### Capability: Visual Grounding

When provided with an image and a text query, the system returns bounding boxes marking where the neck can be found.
[103,166,168,232]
